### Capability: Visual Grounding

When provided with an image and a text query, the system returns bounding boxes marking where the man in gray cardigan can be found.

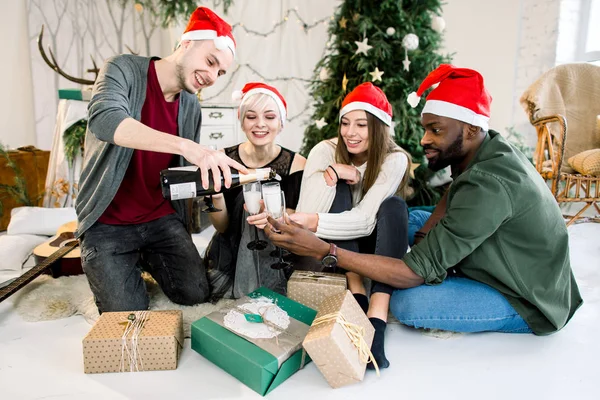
[76,7,245,313]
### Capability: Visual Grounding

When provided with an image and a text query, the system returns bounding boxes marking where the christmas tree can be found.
[301,0,451,206]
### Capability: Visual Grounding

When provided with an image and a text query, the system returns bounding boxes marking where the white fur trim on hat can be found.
[239,88,287,125]
[422,100,489,130]
[339,101,392,126]
[231,90,243,102]
[180,29,236,56]
[407,92,421,108]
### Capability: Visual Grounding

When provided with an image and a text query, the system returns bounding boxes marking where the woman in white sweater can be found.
[291,83,410,370]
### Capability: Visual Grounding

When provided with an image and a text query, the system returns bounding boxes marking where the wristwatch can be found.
[321,243,338,269]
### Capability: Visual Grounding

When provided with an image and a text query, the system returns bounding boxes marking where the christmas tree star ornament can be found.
[315,117,328,129]
[401,33,419,72]
[369,67,384,82]
[339,16,348,28]
[342,73,349,91]
[409,163,421,179]
[354,37,373,56]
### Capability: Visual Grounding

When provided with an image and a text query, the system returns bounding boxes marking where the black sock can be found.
[368,317,390,370]
[353,293,369,314]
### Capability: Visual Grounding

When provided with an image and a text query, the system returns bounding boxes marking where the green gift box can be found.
[191,288,317,396]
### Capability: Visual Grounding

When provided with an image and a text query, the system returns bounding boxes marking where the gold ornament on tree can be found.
[369,67,384,82]
[342,73,349,91]
[401,33,419,72]
[338,16,348,29]
[409,163,421,179]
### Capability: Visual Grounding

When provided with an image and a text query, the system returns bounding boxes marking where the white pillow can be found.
[7,207,77,236]
[0,234,48,271]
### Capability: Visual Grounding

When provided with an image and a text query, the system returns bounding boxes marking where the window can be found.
[577,0,600,62]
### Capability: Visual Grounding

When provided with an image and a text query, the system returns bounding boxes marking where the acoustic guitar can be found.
[33,221,82,276]
[0,222,83,304]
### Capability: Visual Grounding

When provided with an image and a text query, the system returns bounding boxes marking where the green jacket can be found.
[404,130,582,335]
[75,55,202,238]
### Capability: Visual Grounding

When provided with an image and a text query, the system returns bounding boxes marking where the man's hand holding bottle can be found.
[181,142,248,192]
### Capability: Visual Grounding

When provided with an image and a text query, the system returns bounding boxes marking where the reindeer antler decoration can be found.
[38,25,98,86]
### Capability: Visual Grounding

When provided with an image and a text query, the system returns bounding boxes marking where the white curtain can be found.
[42,100,86,208]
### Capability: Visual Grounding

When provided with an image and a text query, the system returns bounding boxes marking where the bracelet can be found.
[327,165,340,182]
[414,231,427,239]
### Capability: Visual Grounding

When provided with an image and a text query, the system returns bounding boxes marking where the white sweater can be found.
[296,139,408,240]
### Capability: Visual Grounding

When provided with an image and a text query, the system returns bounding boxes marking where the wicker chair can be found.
[520,64,600,226]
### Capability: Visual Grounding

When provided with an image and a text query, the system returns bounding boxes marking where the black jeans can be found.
[80,213,208,313]
[329,182,409,295]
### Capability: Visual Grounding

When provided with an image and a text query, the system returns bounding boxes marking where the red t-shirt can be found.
[98,59,180,225]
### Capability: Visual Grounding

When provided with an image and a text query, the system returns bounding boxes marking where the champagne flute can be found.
[244,182,268,251]
[202,145,222,213]
[262,182,292,270]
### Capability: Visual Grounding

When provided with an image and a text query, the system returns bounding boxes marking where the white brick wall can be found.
[512,0,562,147]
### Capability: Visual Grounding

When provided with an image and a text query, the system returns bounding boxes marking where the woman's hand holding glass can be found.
[245,200,268,230]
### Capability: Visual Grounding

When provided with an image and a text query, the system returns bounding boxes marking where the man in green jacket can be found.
[266,64,582,337]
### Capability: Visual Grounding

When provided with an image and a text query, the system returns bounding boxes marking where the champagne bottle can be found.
[160,166,279,200]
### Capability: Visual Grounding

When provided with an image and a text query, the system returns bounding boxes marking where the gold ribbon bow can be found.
[312,311,380,376]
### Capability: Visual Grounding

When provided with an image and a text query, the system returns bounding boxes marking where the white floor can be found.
[1,223,599,400]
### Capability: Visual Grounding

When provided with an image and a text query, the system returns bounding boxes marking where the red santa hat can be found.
[232,82,288,125]
[180,7,236,56]
[339,82,393,126]
[407,64,492,130]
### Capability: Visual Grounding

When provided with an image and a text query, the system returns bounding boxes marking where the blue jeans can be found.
[80,213,208,313]
[390,277,532,333]
[408,210,431,246]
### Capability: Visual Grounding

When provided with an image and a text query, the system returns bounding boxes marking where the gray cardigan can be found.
[75,55,202,238]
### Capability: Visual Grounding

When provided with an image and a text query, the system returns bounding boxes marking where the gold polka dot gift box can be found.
[302,290,376,388]
[287,270,347,311]
[82,310,183,374]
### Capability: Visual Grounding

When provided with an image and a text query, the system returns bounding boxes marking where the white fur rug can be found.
[10,274,234,337]
[9,273,462,340]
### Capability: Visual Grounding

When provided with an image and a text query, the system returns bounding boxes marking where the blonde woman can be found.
[204,82,305,299]
[292,83,410,370]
